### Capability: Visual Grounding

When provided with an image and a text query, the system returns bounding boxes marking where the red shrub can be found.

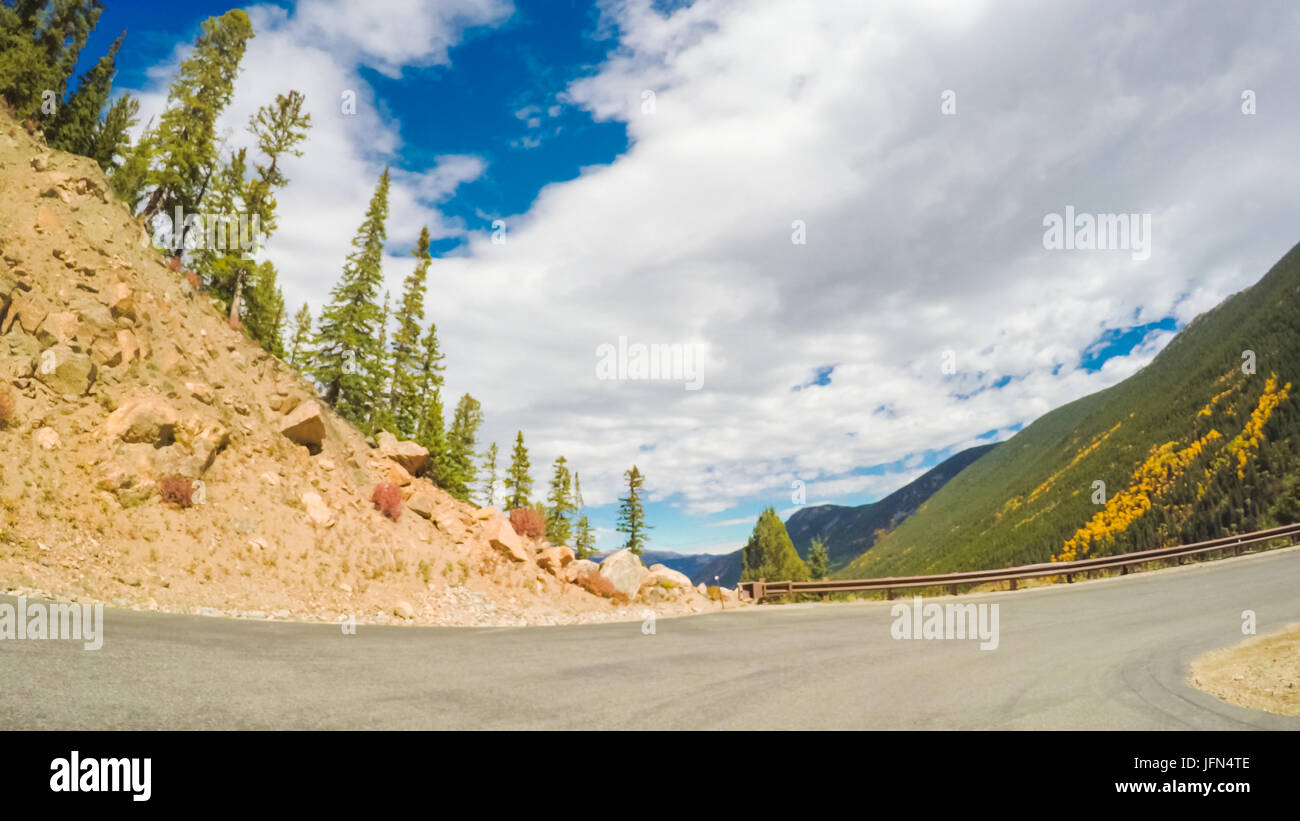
[166,255,183,272]
[509,507,545,539]
[184,271,201,290]
[372,482,403,521]
[228,313,243,331]
[159,475,194,508]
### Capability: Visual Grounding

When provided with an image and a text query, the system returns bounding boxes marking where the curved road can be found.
[4,547,1300,729]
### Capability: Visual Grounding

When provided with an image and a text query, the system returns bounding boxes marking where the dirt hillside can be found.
[0,106,734,626]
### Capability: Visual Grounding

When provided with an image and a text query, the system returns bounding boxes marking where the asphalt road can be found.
[4,547,1300,729]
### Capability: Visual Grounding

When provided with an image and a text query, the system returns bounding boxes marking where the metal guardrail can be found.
[739,522,1300,602]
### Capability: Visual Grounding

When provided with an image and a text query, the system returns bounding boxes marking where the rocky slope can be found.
[0,107,737,626]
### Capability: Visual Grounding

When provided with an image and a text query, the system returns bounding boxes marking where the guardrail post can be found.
[885,587,893,601]
[1008,579,1017,591]
[1066,573,1073,583]
[948,584,957,596]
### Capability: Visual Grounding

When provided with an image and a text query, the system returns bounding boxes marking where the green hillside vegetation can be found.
[841,242,1300,579]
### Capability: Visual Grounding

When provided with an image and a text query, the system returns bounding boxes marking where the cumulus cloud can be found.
[424,0,1300,521]
[124,0,1300,546]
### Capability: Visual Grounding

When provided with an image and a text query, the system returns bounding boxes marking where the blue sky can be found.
[87,0,1300,556]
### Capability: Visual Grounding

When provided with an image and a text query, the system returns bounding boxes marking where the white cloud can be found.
[125,0,1300,542]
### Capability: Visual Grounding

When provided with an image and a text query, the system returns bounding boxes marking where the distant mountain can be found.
[666,445,996,588]
[600,550,723,582]
[785,444,997,571]
[841,243,1300,579]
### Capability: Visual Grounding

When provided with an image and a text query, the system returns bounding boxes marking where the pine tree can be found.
[479,442,499,507]
[418,388,448,483]
[572,471,595,559]
[616,465,651,555]
[504,431,532,510]
[807,537,830,579]
[89,91,137,172]
[311,168,390,430]
[413,322,447,470]
[108,115,152,208]
[742,508,809,582]
[287,303,313,369]
[545,456,574,545]
[206,91,310,350]
[369,290,394,432]
[193,146,247,303]
[0,0,103,120]
[573,515,595,559]
[243,260,286,356]
[440,394,483,501]
[45,29,122,156]
[389,227,432,437]
[139,9,254,229]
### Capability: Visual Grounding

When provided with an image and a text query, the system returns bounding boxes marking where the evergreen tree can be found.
[139,9,254,229]
[45,29,121,156]
[807,537,830,579]
[742,508,809,582]
[573,515,595,559]
[616,465,651,555]
[440,394,483,501]
[418,388,448,483]
[89,90,137,172]
[479,441,499,507]
[286,302,313,369]
[413,322,447,470]
[108,115,152,207]
[571,471,595,559]
[389,227,432,437]
[0,0,103,120]
[242,260,285,356]
[311,168,390,430]
[545,456,574,545]
[369,290,393,432]
[202,91,310,350]
[504,431,532,510]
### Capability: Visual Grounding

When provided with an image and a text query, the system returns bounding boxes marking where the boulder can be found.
[537,545,576,574]
[407,492,437,520]
[35,311,78,346]
[34,427,61,450]
[187,420,230,475]
[302,491,334,527]
[375,431,429,476]
[106,279,135,320]
[4,292,47,334]
[393,601,415,620]
[576,569,624,601]
[280,400,325,449]
[185,381,215,404]
[646,564,694,590]
[105,397,177,445]
[485,514,529,562]
[473,505,499,521]
[374,459,412,487]
[35,345,95,396]
[599,549,649,600]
